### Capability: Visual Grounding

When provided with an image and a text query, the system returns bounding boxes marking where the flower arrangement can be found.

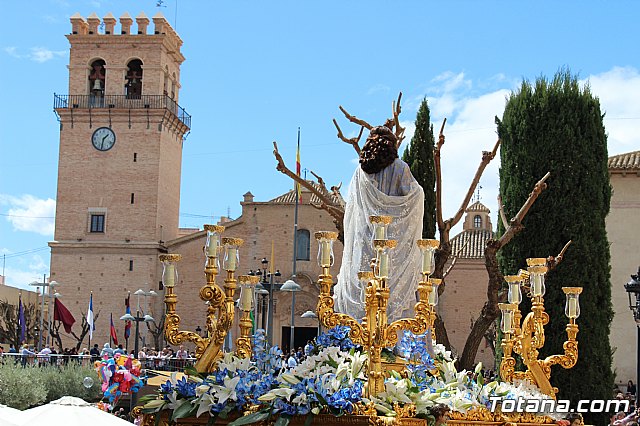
[140,327,560,425]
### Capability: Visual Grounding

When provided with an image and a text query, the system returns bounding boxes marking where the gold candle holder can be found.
[161,225,249,373]
[315,217,435,398]
[499,258,582,399]
[236,275,259,358]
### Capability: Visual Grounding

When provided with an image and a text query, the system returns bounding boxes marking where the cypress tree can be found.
[496,69,613,425]
[402,98,436,239]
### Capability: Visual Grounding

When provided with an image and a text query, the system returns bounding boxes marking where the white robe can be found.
[335,159,424,322]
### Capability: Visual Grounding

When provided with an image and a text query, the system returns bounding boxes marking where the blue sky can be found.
[1,0,640,290]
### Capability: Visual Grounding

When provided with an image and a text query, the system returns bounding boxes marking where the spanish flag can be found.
[296,127,301,203]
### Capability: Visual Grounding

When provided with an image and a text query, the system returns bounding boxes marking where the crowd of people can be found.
[0,342,196,371]
[609,380,638,425]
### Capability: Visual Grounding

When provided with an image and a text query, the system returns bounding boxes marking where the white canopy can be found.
[20,396,132,426]
[0,404,25,426]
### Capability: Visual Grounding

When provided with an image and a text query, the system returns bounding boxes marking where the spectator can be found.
[304,340,313,357]
[287,351,297,369]
[8,345,17,353]
[100,343,114,358]
[114,344,125,356]
[629,380,637,397]
[21,344,35,367]
[90,344,100,361]
[39,345,52,364]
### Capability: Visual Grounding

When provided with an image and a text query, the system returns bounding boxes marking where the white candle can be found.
[379,251,389,278]
[321,241,331,266]
[422,249,434,275]
[508,282,521,304]
[164,264,175,287]
[428,285,438,306]
[532,274,544,297]
[374,225,385,240]
[567,297,578,318]
[207,233,218,257]
[502,310,513,333]
[240,287,253,311]
[226,247,237,271]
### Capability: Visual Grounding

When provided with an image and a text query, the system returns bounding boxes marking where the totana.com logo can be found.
[489,397,630,414]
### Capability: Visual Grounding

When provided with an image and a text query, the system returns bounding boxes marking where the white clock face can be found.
[91,127,116,151]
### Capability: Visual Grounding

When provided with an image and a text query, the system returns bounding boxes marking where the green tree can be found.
[402,98,436,238]
[496,69,613,425]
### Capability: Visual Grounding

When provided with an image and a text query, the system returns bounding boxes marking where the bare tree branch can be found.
[332,120,363,155]
[547,240,572,271]
[449,139,501,228]
[497,195,509,230]
[392,92,405,147]
[497,171,551,247]
[435,119,447,233]
[338,105,373,130]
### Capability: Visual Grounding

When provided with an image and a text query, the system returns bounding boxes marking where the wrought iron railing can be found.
[53,94,191,129]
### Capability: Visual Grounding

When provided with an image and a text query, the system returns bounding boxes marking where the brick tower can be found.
[49,12,190,350]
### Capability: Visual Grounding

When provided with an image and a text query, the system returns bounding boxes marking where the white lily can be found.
[281,373,301,385]
[196,392,215,417]
[210,375,240,404]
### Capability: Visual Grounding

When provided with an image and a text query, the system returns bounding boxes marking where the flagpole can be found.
[87,292,93,350]
[289,127,301,351]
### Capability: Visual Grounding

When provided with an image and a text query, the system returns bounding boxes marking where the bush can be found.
[0,360,101,409]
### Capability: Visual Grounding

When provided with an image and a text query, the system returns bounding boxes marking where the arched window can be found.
[125,59,143,99]
[171,72,176,99]
[473,215,482,229]
[88,59,106,97]
[163,66,169,96]
[296,229,310,261]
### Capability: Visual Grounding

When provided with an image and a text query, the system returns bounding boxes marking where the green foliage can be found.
[496,68,613,425]
[402,98,436,238]
[38,363,102,403]
[0,361,101,410]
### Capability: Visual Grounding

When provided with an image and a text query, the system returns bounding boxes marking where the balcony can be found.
[53,94,191,129]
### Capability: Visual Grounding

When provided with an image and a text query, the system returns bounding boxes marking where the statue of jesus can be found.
[334,125,424,322]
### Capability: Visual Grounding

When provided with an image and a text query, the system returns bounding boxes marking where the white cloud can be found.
[4,46,19,58]
[0,194,56,236]
[3,46,65,62]
[367,84,391,95]
[2,259,49,291]
[29,47,65,63]
[584,67,640,155]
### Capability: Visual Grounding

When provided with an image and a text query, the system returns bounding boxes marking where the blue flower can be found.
[175,376,196,398]
[316,325,356,351]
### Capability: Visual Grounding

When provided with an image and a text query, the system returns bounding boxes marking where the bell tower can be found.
[49,12,190,346]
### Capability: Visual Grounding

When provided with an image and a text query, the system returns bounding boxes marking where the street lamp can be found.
[301,310,320,337]
[120,288,155,409]
[624,266,640,405]
[254,283,269,330]
[28,276,59,350]
[281,279,301,351]
[249,258,281,345]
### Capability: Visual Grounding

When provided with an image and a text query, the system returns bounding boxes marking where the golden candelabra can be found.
[499,258,583,398]
[315,216,440,397]
[160,225,250,373]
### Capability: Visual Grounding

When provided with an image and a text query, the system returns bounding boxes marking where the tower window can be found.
[125,59,143,99]
[88,59,106,99]
[133,153,137,162]
[473,215,482,229]
[131,193,135,204]
[129,260,134,271]
[90,214,105,233]
[296,229,311,261]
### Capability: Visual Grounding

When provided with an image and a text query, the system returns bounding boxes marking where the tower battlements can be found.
[69,12,182,49]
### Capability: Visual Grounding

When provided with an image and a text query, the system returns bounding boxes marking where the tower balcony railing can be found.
[53,94,191,129]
